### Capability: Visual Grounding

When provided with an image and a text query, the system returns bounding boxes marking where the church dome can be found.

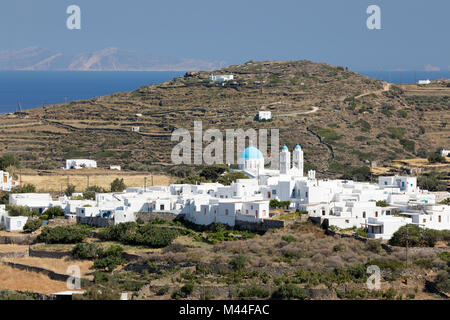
[281,145,288,151]
[239,146,263,159]
[294,144,301,150]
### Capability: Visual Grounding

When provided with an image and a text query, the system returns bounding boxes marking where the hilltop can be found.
[0,60,449,180]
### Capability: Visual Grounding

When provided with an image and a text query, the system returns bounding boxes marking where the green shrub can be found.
[98,222,179,248]
[229,254,249,271]
[271,284,308,300]
[72,243,101,260]
[23,219,43,233]
[44,207,64,219]
[38,225,91,244]
[282,235,297,243]
[239,286,270,298]
[6,204,30,217]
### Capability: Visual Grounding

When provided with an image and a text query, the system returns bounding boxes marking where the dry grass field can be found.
[17,169,172,192]
[0,264,69,294]
[3,256,94,278]
[0,244,29,253]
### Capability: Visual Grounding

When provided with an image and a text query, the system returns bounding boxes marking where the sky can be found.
[0,0,449,71]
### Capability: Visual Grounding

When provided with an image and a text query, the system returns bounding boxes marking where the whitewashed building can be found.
[0,170,18,191]
[5,216,28,232]
[65,159,97,170]
[418,79,431,85]
[209,74,234,83]
[441,149,450,157]
[258,111,272,121]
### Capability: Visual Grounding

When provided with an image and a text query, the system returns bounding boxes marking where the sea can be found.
[0,71,184,113]
[0,70,448,114]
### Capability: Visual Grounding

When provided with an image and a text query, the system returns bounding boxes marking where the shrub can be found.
[366,240,382,253]
[229,254,249,271]
[434,270,450,293]
[6,204,30,217]
[13,184,36,193]
[376,200,389,207]
[23,219,43,233]
[239,286,270,298]
[271,284,308,300]
[110,178,126,192]
[83,186,106,200]
[38,225,91,244]
[427,153,446,164]
[98,222,179,248]
[44,207,64,219]
[216,172,249,185]
[65,184,76,197]
[72,243,101,260]
[282,235,297,243]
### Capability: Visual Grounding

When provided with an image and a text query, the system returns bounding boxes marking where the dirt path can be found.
[354,82,391,99]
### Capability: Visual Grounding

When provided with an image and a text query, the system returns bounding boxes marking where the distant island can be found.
[0,47,227,71]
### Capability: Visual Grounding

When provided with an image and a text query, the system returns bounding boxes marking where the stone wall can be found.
[29,245,71,259]
[235,219,284,232]
[135,211,178,224]
[77,216,113,228]
[0,235,37,245]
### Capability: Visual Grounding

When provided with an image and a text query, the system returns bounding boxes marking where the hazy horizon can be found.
[1,0,449,71]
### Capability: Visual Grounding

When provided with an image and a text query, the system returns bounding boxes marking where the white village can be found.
[1,145,449,240]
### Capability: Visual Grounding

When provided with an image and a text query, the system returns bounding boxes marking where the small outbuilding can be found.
[5,216,28,232]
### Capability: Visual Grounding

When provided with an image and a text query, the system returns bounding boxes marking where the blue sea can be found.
[1,70,449,114]
[358,71,450,84]
[0,71,184,113]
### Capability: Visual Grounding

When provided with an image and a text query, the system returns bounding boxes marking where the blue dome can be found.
[239,146,263,159]
[281,145,288,151]
[294,144,301,150]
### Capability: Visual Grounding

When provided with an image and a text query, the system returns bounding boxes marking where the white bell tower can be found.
[292,144,304,176]
[280,146,290,174]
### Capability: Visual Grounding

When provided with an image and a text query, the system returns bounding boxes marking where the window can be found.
[268,192,271,198]
[17,221,21,227]
[246,210,248,214]
[363,212,366,218]
[160,204,164,210]
[322,210,325,216]
[204,208,207,215]
[439,216,441,223]
[375,211,378,218]
[251,205,253,210]
[255,210,258,215]
[306,192,308,198]
[225,209,229,216]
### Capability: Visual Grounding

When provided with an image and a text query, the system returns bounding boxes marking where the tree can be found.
[65,184,76,197]
[6,204,30,217]
[427,153,446,164]
[44,206,65,219]
[229,254,249,271]
[216,172,249,186]
[13,184,36,193]
[110,178,126,192]
[0,154,21,170]
[83,186,105,200]
[23,219,43,233]
[199,164,229,181]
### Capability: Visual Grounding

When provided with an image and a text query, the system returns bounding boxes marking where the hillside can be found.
[0,60,449,180]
